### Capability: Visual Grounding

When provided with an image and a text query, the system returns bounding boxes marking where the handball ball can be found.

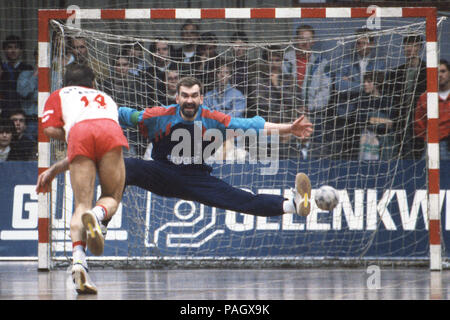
[314,185,339,211]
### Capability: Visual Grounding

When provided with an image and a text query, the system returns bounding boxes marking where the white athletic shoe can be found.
[292,173,311,217]
[81,210,104,256]
[72,263,98,295]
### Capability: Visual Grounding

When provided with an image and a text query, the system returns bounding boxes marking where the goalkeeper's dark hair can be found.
[63,63,95,87]
[176,77,203,95]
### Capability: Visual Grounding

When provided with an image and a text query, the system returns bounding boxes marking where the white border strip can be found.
[38,42,49,68]
[38,92,50,118]
[427,92,439,118]
[175,8,201,19]
[275,8,301,18]
[379,7,403,17]
[225,8,251,19]
[427,143,440,170]
[428,194,440,220]
[125,9,150,19]
[426,42,438,68]
[79,9,101,19]
[326,8,351,18]
[430,244,442,271]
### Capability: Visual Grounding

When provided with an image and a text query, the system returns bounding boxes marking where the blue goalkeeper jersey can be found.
[119,104,266,170]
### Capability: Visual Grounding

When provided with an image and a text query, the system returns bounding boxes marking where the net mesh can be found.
[46,15,441,268]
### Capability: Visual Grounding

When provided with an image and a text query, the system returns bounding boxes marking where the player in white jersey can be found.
[39,63,128,294]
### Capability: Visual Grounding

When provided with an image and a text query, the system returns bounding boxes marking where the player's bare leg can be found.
[72,156,105,257]
[96,147,126,220]
[86,146,126,244]
[69,155,98,294]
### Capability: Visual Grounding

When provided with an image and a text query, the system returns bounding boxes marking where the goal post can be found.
[37,7,443,270]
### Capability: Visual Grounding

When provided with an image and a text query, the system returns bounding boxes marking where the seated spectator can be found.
[282,24,331,112]
[69,36,110,85]
[123,42,148,77]
[358,72,394,160]
[331,71,392,160]
[172,20,201,75]
[248,46,307,159]
[102,54,149,109]
[333,28,386,103]
[247,46,296,123]
[229,31,253,97]
[0,35,33,117]
[161,66,179,106]
[282,25,331,158]
[388,35,427,159]
[173,20,200,62]
[8,108,37,160]
[193,32,219,93]
[0,118,21,161]
[51,34,75,89]
[415,60,450,160]
[203,60,246,117]
[103,54,150,157]
[16,48,38,140]
[146,37,175,106]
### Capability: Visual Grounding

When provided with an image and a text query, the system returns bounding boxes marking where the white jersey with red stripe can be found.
[42,86,120,141]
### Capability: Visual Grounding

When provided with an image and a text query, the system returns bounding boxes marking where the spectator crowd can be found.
[1,20,449,162]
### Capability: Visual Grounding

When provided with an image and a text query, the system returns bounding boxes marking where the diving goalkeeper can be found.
[37,77,314,234]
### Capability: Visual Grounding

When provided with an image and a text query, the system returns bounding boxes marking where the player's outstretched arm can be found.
[36,157,69,194]
[264,115,313,139]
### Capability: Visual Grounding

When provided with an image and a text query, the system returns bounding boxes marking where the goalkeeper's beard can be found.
[180,102,200,119]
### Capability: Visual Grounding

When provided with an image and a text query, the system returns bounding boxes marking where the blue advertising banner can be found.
[0,160,449,260]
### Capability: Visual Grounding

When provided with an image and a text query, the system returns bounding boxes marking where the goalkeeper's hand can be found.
[290,115,313,139]
[264,115,313,138]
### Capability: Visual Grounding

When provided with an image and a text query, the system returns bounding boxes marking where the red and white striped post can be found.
[38,10,56,270]
[422,8,441,271]
[37,7,441,270]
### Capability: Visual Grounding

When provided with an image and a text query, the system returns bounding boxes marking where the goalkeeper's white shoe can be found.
[81,210,104,256]
[72,263,98,295]
[293,173,311,217]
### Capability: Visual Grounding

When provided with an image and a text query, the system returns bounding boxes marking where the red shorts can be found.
[67,119,129,163]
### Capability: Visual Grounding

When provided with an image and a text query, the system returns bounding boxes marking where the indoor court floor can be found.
[0,261,449,300]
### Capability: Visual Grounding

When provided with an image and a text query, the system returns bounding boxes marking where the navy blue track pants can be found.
[124,158,285,217]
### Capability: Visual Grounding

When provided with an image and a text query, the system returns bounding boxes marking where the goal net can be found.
[38,7,445,269]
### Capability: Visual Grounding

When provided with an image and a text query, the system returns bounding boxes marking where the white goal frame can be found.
[37,6,441,271]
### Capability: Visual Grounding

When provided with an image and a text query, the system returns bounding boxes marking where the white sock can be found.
[283,199,296,214]
[91,205,107,222]
[72,243,87,268]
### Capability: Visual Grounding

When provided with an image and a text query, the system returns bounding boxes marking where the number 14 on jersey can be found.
[81,94,107,109]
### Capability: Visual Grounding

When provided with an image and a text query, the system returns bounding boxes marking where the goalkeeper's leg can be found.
[124,158,284,216]
[124,158,311,217]
[179,171,311,217]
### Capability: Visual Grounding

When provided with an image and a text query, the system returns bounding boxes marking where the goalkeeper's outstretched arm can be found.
[118,106,141,128]
[264,115,313,139]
